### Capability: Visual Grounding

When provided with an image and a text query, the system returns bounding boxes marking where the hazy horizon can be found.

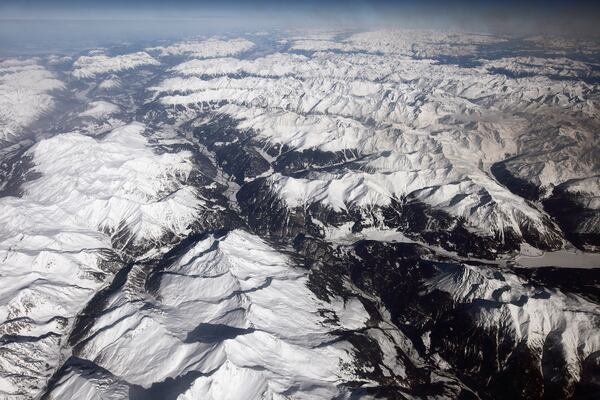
[1,0,599,55]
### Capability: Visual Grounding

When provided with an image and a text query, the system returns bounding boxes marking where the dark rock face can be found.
[288,238,598,400]
[192,115,270,184]
[491,161,542,201]
[514,267,600,304]
[380,197,522,258]
[237,176,359,243]
[184,113,568,259]
[488,162,569,251]
[0,149,41,198]
[293,236,475,398]
[544,188,600,251]
[68,261,131,349]
[576,352,600,399]
[238,177,529,259]
[237,177,305,239]
[273,148,362,176]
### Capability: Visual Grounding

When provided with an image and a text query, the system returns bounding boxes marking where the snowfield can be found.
[48,231,365,399]
[290,29,506,58]
[0,59,64,144]
[1,29,599,399]
[27,123,202,245]
[0,123,203,398]
[72,52,159,78]
[150,43,600,248]
[148,38,255,58]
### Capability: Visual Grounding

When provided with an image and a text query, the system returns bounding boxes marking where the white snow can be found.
[98,75,122,90]
[80,100,120,118]
[149,38,255,58]
[149,33,600,248]
[0,123,203,398]
[72,52,159,78]
[429,262,600,374]
[3,29,599,399]
[0,59,64,143]
[291,29,505,58]
[26,123,201,243]
[67,230,362,399]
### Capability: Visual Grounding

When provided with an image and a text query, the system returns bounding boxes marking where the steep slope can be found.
[150,44,598,253]
[0,123,222,398]
[45,231,364,399]
[0,29,599,400]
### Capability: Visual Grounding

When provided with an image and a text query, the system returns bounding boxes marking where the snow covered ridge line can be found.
[153,73,597,129]
[0,123,207,398]
[98,75,121,90]
[149,30,599,253]
[45,230,368,399]
[169,51,433,81]
[0,58,64,144]
[290,29,507,57]
[168,51,600,87]
[25,122,202,248]
[171,53,311,78]
[524,35,600,56]
[483,56,600,80]
[147,38,255,58]
[72,52,159,78]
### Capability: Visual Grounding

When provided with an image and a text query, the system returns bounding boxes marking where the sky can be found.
[2,0,599,26]
[1,0,599,54]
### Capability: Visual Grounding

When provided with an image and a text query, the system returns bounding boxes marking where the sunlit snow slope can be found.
[0,32,599,400]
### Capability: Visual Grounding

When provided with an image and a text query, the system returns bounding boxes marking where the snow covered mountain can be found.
[0,31,599,400]
[0,59,64,144]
